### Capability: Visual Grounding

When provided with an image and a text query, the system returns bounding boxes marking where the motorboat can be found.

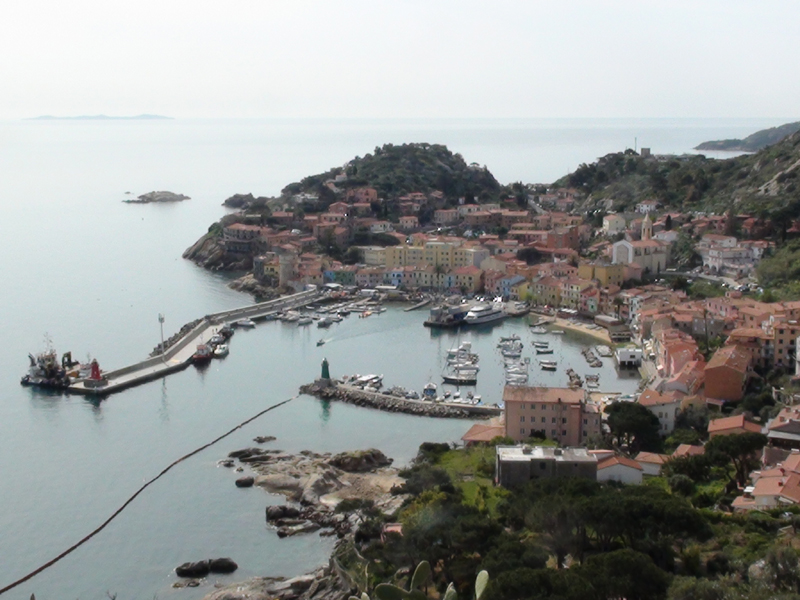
[550,330,565,335]
[498,334,521,344]
[317,317,333,328]
[530,326,547,334]
[536,348,554,355]
[463,303,506,326]
[539,360,557,371]
[235,319,256,328]
[297,316,313,325]
[423,382,438,398]
[316,339,326,347]
[213,344,229,358]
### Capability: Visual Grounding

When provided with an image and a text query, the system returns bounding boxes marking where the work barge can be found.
[25,289,322,397]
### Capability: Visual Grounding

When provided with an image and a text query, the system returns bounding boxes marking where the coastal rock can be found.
[228,273,281,300]
[235,476,255,488]
[266,505,301,522]
[254,435,277,444]
[256,473,306,500]
[277,523,321,538]
[328,449,392,472]
[228,448,264,459]
[209,557,239,574]
[222,193,256,208]
[125,190,190,204]
[176,560,210,578]
[200,563,352,600]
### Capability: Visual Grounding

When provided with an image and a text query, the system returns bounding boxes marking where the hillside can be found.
[695,121,800,152]
[282,142,501,203]
[556,130,800,216]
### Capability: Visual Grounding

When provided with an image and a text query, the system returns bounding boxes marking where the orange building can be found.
[704,345,753,402]
[708,414,763,438]
[503,386,601,446]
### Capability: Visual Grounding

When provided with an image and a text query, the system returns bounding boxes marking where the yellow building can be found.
[578,262,624,287]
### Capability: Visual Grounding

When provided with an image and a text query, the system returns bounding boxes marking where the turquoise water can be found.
[0,118,784,599]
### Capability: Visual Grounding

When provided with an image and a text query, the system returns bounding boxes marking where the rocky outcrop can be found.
[176,560,210,578]
[201,562,353,600]
[235,476,255,488]
[328,449,392,472]
[223,193,257,208]
[209,558,239,574]
[182,233,228,269]
[223,448,406,541]
[254,435,277,444]
[228,273,281,300]
[124,190,190,203]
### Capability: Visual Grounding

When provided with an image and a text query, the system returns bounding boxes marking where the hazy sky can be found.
[2,0,798,119]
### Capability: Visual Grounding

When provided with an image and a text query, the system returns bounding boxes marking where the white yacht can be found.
[463,303,506,326]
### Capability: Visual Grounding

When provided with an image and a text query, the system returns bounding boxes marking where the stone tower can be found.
[641,212,653,241]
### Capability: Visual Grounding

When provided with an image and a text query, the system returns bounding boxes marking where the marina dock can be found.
[66,289,321,396]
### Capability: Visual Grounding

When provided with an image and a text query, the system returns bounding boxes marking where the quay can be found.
[67,289,322,397]
[299,381,502,419]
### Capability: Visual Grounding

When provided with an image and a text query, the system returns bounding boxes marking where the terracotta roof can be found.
[673,444,705,457]
[597,455,643,471]
[708,414,762,435]
[635,452,670,465]
[638,389,680,407]
[461,424,505,443]
[503,386,584,405]
[706,345,752,374]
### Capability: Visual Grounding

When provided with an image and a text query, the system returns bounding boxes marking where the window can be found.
[551,429,557,436]
[540,462,547,470]
[552,417,556,423]
[520,416,525,422]
[541,417,546,423]
[521,403,526,409]
[562,418,567,424]
[583,430,587,437]
[541,404,547,410]
[520,428,525,435]
[562,430,567,436]
[583,419,588,425]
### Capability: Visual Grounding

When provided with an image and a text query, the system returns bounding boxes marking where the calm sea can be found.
[0,118,784,599]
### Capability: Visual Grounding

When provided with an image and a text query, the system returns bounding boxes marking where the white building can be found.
[638,389,682,435]
[603,214,627,235]
[636,200,659,214]
[596,455,643,484]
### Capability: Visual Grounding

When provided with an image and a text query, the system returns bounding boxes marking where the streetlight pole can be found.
[158,313,166,363]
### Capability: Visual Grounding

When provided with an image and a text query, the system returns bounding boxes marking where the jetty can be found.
[64,289,322,397]
[300,381,501,419]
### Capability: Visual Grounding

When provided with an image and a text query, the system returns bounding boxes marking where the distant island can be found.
[27,114,172,121]
[123,191,189,204]
[695,120,800,152]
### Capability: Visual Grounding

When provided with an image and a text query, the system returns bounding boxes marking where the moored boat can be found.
[192,343,214,364]
[213,344,229,358]
[235,318,256,328]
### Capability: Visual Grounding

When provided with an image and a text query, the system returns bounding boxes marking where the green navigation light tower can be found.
[321,357,330,380]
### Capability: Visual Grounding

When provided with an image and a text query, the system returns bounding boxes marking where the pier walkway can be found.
[68,289,321,396]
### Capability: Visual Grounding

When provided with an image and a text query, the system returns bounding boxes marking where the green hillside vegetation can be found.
[556,131,800,216]
[282,143,502,203]
[345,441,800,600]
[695,121,800,152]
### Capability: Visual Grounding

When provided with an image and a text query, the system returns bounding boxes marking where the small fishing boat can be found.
[550,330,565,335]
[316,339,326,347]
[539,360,557,371]
[235,318,256,328]
[530,326,547,334]
[317,317,333,328]
[536,348,554,354]
[297,316,313,325]
[213,344,229,358]
[192,343,214,365]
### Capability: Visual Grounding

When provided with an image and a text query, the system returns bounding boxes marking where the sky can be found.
[1,0,798,119]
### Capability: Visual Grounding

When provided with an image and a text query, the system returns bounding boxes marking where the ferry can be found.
[463,303,506,326]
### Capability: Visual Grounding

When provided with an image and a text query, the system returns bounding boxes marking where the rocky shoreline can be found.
[124,190,190,203]
[300,382,489,419]
[197,445,406,599]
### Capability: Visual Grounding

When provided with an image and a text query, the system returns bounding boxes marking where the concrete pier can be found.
[67,289,321,397]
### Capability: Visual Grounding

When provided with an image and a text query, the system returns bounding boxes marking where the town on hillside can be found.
[189,143,800,514]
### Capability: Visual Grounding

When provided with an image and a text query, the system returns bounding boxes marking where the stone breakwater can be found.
[149,318,203,356]
[300,382,496,419]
